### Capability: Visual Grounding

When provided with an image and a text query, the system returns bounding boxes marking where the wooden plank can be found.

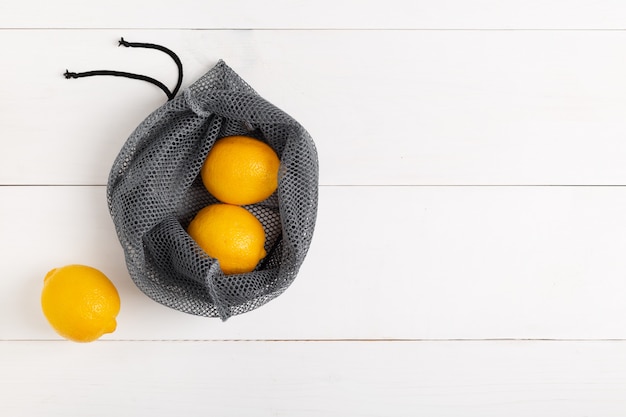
[3,340,626,416]
[4,0,626,29]
[4,30,626,186]
[4,185,626,340]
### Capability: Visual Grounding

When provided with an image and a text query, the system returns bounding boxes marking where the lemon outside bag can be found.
[106,60,319,321]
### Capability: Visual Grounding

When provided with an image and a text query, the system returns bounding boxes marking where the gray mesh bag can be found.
[66,39,318,320]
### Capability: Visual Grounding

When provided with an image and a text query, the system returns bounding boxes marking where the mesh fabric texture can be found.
[106,60,318,321]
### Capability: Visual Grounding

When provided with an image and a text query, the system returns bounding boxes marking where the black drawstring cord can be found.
[64,69,175,100]
[64,37,184,101]
[118,37,184,98]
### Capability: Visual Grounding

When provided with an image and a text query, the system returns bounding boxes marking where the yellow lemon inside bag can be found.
[187,203,267,274]
[201,135,280,205]
[41,265,120,343]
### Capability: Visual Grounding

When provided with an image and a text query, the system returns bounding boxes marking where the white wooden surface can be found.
[3,1,626,415]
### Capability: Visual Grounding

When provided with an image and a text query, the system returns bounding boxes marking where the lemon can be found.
[187,203,267,274]
[41,265,120,343]
[201,135,280,205]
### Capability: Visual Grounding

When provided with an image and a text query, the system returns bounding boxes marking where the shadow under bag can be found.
[67,39,319,320]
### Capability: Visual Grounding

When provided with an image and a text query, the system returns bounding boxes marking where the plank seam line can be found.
[4,184,626,188]
[5,28,626,31]
[4,338,626,343]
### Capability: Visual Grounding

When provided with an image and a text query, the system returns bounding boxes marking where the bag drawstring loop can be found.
[64,37,183,101]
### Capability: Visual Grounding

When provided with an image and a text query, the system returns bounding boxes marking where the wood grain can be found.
[4,185,626,341]
[4,30,626,186]
[3,0,626,29]
[3,340,626,416]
